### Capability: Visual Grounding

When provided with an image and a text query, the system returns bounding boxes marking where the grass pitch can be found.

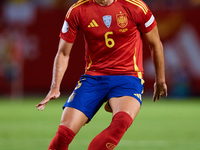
[0,96,200,150]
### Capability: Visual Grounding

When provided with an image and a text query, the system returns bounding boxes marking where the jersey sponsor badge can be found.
[103,15,112,28]
[62,20,69,33]
[116,13,128,28]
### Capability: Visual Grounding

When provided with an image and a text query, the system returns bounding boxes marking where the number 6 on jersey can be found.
[105,31,115,48]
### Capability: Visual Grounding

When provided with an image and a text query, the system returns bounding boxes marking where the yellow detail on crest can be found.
[119,28,128,33]
[125,0,148,15]
[88,20,99,27]
[116,13,128,28]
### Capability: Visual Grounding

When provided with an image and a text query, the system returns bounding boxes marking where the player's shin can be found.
[87,111,133,150]
[48,125,76,150]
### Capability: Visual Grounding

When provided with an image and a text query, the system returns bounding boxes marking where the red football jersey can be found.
[60,0,157,79]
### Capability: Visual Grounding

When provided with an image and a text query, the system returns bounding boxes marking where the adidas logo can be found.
[134,94,142,101]
[88,20,99,27]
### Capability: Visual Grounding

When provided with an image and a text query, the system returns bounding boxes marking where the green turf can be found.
[0,96,200,150]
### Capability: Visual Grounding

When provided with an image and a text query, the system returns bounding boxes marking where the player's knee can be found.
[111,111,133,131]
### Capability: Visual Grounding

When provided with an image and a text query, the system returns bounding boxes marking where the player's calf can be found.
[87,111,133,150]
[48,125,75,150]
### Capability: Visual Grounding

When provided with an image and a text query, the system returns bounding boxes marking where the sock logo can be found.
[106,143,116,150]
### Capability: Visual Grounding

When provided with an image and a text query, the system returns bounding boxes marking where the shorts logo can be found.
[134,94,142,101]
[116,12,128,28]
[103,15,112,28]
[68,92,75,103]
[106,143,116,150]
[62,20,69,33]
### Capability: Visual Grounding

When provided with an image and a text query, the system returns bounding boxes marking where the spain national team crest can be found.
[116,13,128,28]
[103,15,112,28]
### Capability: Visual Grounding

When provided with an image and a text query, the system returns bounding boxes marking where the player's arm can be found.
[36,39,73,110]
[143,26,167,102]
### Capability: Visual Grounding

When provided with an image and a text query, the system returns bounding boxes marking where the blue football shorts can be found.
[63,75,144,120]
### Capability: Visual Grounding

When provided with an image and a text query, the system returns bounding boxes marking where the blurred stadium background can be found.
[1,0,200,98]
[0,0,200,150]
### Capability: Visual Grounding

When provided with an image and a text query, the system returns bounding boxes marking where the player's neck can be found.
[95,0,114,6]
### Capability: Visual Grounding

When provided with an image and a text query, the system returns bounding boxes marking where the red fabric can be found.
[87,111,133,150]
[48,125,76,150]
[59,0,157,77]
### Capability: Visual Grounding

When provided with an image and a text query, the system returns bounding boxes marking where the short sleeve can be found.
[59,6,79,43]
[134,2,157,33]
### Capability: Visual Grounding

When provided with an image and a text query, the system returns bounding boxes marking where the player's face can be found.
[95,0,114,6]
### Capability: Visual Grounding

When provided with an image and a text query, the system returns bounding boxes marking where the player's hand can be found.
[36,89,60,111]
[153,82,167,102]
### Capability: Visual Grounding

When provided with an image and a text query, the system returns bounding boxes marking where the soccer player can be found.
[36,0,167,149]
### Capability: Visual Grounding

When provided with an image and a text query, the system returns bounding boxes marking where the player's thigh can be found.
[60,107,88,134]
[63,75,109,120]
[109,96,141,120]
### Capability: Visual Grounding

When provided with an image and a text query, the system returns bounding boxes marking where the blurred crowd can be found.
[0,0,199,10]
[0,0,76,9]
[0,0,200,98]
[145,0,200,10]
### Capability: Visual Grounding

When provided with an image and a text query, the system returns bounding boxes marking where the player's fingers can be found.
[37,106,43,111]
[36,102,45,108]
[153,93,157,102]
[164,91,168,97]
[36,98,50,107]
[36,102,43,107]
[37,105,42,110]
[37,104,46,111]
[36,100,49,111]
[154,94,162,102]
[158,94,162,100]
[36,92,60,110]
[40,105,45,111]
[36,102,44,108]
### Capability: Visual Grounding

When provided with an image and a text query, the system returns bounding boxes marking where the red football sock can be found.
[87,111,133,150]
[48,125,76,150]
